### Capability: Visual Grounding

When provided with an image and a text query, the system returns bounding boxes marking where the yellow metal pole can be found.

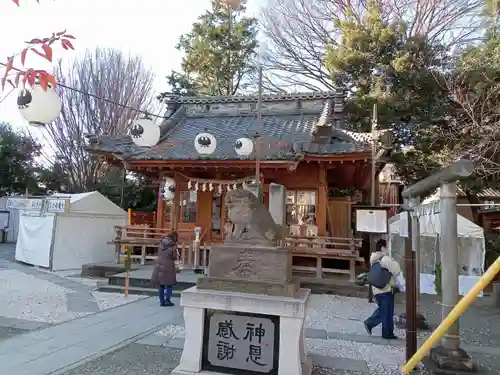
[124,208,133,297]
[401,256,500,374]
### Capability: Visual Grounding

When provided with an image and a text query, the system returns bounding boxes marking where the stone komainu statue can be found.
[225,188,285,246]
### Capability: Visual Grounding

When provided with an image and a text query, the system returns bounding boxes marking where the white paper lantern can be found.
[161,177,175,201]
[234,137,254,156]
[130,116,160,147]
[194,131,217,155]
[17,83,62,127]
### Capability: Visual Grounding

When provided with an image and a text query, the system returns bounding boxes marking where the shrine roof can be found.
[86,91,374,161]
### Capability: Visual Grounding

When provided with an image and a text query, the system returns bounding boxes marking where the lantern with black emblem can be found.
[129,115,160,147]
[161,177,176,201]
[18,83,62,127]
[234,137,254,156]
[194,129,217,155]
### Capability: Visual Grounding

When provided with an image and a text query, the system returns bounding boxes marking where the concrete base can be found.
[429,346,477,373]
[171,286,313,375]
[493,282,500,308]
[395,313,430,330]
[196,276,300,297]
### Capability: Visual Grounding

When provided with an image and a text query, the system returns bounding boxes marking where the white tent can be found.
[15,191,126,271]
[388,200,485,296]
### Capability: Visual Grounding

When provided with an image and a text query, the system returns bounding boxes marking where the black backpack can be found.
[367,261,392,289]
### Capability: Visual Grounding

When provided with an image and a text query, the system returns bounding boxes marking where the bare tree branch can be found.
[260,0,483,92]
[35,47,157,192]
[437,71,500,178]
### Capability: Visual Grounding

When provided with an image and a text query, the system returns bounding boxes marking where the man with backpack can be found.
[364,239,402,340]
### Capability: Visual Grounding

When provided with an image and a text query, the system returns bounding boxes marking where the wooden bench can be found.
[285,236,362,282]
[110,225,209,267]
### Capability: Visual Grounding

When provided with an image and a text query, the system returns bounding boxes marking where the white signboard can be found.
[207,313,275,373]
[6,198,28,210]
[355,208,388,233]
[26,199,44,213]
[46,199,69,213]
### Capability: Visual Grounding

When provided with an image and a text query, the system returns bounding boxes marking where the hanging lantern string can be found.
[176,171,254,185]
[0,61,167,120]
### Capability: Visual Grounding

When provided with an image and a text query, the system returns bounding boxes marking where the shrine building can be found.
[87,91,388,279]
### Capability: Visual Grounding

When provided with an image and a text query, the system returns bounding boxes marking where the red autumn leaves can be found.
[2,0,76,90]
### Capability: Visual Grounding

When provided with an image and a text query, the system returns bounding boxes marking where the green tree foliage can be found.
[437,25,500,221]
[97,168,157,211]
[159,0,258,98]
[324,0,451,184]
[0,122,42,196]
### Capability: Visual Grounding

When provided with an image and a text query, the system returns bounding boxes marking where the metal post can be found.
[439,182,460,349]
[368,103,377,303]
[410,197,429,330]
[254,66,263,202]
[404,206,417,360]
[401,160,476,371]
[410,197,420,302]
[120,166,126,209]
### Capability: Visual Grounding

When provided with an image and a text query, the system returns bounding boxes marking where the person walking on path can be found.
[151,231,178,307]
[364,239,401,339]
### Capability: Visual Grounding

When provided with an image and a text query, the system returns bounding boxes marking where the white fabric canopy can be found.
[16,191,126,270]
[389,203,484,239]
[388,200,485,296]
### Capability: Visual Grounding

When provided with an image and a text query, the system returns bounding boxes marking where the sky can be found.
[0,0,264,130]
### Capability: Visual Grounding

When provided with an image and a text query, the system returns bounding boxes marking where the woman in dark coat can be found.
[151,231,178,307]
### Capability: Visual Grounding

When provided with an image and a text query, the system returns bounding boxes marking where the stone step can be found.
[81,263,140,278]
[96,283,185,297]
[108,274,195,290]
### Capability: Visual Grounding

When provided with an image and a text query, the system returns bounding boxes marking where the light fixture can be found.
[194,129,217,155]
[130,115,160,147]
[234,137,254,156]
[18,83,62,127]
[161,177,175,201]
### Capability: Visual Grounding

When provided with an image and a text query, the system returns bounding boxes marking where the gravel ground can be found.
[60,343,435,375]
[61,344,182,375]
[0,258,147,324]
[306,293,500,347]
[0,269,87,323]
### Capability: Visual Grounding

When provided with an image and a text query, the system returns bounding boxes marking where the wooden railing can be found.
[111,225,210,267]
[111,226,361,281]
[285,236,362,281]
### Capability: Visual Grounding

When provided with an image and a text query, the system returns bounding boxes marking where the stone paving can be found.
[0,296,183,375]
[0,244,146,331]
[60,293,500,375]
[1,243,499,374]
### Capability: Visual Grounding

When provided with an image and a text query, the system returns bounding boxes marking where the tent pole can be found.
[124,208,132,297]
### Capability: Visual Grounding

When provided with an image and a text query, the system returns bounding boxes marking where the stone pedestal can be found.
[171,286,312,375]
[197,244,299,297]
[428,346,477,373]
